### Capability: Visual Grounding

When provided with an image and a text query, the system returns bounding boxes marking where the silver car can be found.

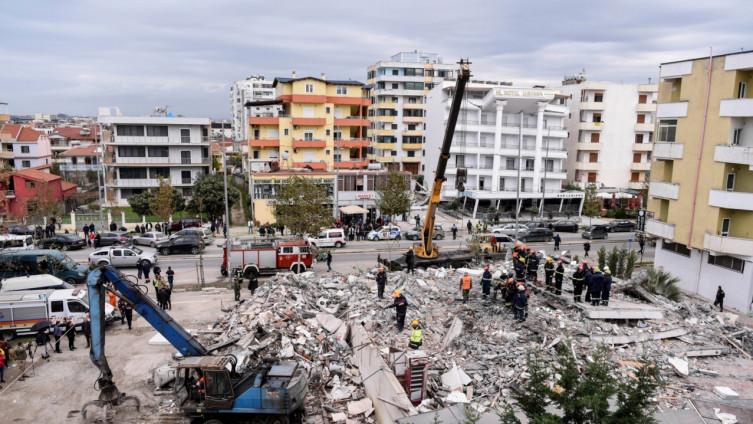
[133,231,168,248]
[171,228,215,245]
[89,246,158,268]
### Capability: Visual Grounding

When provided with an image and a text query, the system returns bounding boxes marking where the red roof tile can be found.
[16,127,44,143]
[0,124,22,139]
[14,168,61,183]
[52,127,98,141]
[60,144,99,157]
[61,181,78,193]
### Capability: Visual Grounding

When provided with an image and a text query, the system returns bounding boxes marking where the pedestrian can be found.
[376,266,387,299]
[82,314,91,348]
[248,273,258,295]
[136,259,143,280]
[459,272,472,303]
[210,221,216,235]
[247,220,252,234]
[601,267,613,306]
[553,233,561,251]
[89,223,96,234]
[52,319,63,353]
[326,251,332,272]
[451,224,458,240]
[142,259,152,281]
[65,317,76,351]
[514,284,528,322]
[408,320,423,350]
[638,235,645,255]
[118,298,127,325]
[122,301,133,329]
[88,231,95,248]
[110,221,117,231]
[135,225,141,234]
[554,259,565,295]
[490,235,498,253]
[10,344,28,381]
[83,223,90,241]
[153,264,162,278]
[94,232,101,248]
[0,342,5,383]
[414,214,420,228]
[0,335,9,369]
[583,241,591,258]
[155,223,161,232]
[544,257,555,290]
[385,289,409,331]
[140,224,146,234]
[466,220,472,234]
[714,286,726,312]
[405,247,415,274]
[223,224,228,239]
[481,266,492,299]
[166,266,175,289]
[164,285,172,310]
[571,261,585,303]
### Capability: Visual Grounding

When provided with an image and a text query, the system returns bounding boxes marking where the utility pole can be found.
[222,150,231,252]
[515,111,522,240]
[540,129,551,219]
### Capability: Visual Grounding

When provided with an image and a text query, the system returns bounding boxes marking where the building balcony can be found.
[328,96,370,106]
[109,136,210,145]
[291,117,326,126]
[375,101,397,109]
[403,129,424,136]
[334,139,369,149]
[628,181,647,190]
[654,142,684,160]
[292,140,326,148]
[579,122,604,131]
[630,162,652,171]
[402,156,421,163]
[635,122,655,132]
[575,162,600,171]
[248,116,279,125]
[375,156,396,163]
[334,117,370,126]
[648,181,679,200]
[373,115,396,123]
[656,102,688,118]
[402,103,425,109]
[3,189,15,198]
[402,116,423,123]
[60,163,100,172]
[401,143,423,151]
[292,161,327,170]
[576,142,601,151]
[334,160,369,169]
[113,179,162,188]
[704,233,753,257]
[113,157,210,165]
[372,129,395,136]
[632,143,654,152]
[719,98,753,117]
[714,144,753,169]
[708,189,753,211]
[374,142,397,151]
[645,218,675,240]
[580,101,605,110]
[249,139,280,148]
[636,103,657,113]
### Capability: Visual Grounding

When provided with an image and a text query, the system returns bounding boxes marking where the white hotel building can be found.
[230,75,276,142]
[98,116,211,206]
[423,82,584,218]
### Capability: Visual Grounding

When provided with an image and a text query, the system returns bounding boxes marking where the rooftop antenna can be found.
[152,105,169,117]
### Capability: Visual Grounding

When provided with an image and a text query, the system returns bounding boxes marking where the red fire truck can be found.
[221,238,314,278]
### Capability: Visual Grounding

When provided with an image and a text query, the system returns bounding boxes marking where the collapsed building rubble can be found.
[148,257,753,423]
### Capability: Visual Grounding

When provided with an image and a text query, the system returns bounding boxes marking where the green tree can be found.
[189,173,240,221]
[128,191,153,217]
[272,176,332,235]
[149,179,181,222]
[607,247,619,274]
[624,250,638,279]
[597,247,607,270]
[583,184,601,225]
[639,268,681,301]
[616,248,628,278]
[376,172,411,219]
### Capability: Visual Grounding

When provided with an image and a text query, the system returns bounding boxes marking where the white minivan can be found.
[0,234,35,251]
[307,228,347,248]
[0,274,74,293]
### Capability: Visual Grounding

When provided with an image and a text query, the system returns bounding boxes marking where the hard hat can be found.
[512,251,518,257]
[411,320,419,328]
[393,289,401,297]
[546,257,553,262]
[518,256,525,263]
[594,266,601,273]
[604,266,611,274]
[518,285,526,291]
[571,260,578,266]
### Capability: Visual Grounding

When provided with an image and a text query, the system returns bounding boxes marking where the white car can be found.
[133,231,168,247]
[367,225,402,241]
[89,246,158,268]
[307,228,347,248]
[491,224,528,236]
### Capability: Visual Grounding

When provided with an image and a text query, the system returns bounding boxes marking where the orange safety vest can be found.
[461,275,472,290]
[108,292,117,308]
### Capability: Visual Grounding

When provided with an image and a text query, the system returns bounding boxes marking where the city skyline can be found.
[2,0,751,118]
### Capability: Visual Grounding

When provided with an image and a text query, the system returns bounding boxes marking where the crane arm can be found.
[417,60,471,259]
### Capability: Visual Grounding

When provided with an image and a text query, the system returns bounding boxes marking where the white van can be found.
[307,228,347,248]
[0,234,35,251]
[0,274,74,292]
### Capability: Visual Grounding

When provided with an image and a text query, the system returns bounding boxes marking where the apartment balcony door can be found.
[181,151,191,164]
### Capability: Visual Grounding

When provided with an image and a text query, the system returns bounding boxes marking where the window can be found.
[124,249,135,256]
[116,125,144,136]
[738,81,747,99]
[253,150,259,159]
[392,69,399,76]
[181,170,191,184]
[732,128,742,145]
[525,159,534,171]
[182,188,193,197]
[391,83,398,89]
[404,82,424,90]
[506,158,516,170]
[590,132,600,143]
[631,172,640,182]
[180,129,190,143]
[636,114,645,124]
[336,86,347,95]
[147,146,169,157]
[593,113,602,123]
[25,180,36,188]
[325,107,331,114]
[304,132,314,141]
[21,146,30,153]
[662,241,691,257]
[455,155,465,168]
[284,128,289,136]
[633,153,642,163]
[708,254,745,273]
[594,92,604,102]
[589,152,598,163]
[544,160,554,172]
[181,151,191,164]
[635,134,644,144]
[657,120,677,142]
[119,168,147,179]
[146,125,168,136]
[333,130,342,140]
[726,173,735,191]
[638,94,648,104]
[305,84,314,93]
[51,301,64,313]
[499,178,505,191]
[22,160,31,168]
[151,168,170,178]
[587,172,597,183]
[326,129,331,136]
[118,146,146,157]
[721,218,731,236]
[112,250,122,257]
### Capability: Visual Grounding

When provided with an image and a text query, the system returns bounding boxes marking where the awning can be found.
[339,205,369,215]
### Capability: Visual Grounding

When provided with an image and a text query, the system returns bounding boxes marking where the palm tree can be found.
[639,268,681,301]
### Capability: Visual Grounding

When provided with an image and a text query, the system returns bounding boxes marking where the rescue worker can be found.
[492,275,506,301]
[82,313,91,348]
[554,259,565,296]
[122,301,134,330]
[405,248,415,274]
[459,272,472,303]
[714,286,725,312]
[583,241,591,258]
[376,266,387,299]
[513,284,528,322]
[248,273,259,295]
[408,320,423,350]
[466,220,472,234]
[385,289,409,331]
[326,251,333,272]
[544,257,555,290]
[451,224,458,240]
[588,267,605,306]
[601,266,613,306]
[481,266,492,299]
[52,319,63,353]
[64,317,76,351]
[571,261,586,302]
[232,269,242,301]
[505,277,517,304]
[526,251,540,282]
[513,253,526,281]
[490,235,498,253]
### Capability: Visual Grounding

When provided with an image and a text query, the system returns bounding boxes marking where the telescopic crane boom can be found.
[415,59,471,259]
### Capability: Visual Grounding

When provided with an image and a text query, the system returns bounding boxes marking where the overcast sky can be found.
[2,0,751,118]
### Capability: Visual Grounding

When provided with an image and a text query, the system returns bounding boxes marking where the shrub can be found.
[639,268,681,301]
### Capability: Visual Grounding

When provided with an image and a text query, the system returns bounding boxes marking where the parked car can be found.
[171,227,214,245]
[0,274,74,292]
[367,225,402,241]
[526,221,551,230]
[582,225,609,240]
[306,228,347,248]
[552,220,579,233]
[133,231,168,247]
[405,225,444,241]
[89,246,158,268]
[478,233,515,253]
[97,231,133,247]
[491,224,528,236]
[518,228,554,243]
[8,224,35,236]
[0,249,89,284]
[0,234,35,251]
[36,234,87,250]
[156,235,204,255]
[168,218,202,232]
[608,220,636,233]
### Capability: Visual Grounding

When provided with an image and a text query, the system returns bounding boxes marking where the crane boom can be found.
[416,60,471,259]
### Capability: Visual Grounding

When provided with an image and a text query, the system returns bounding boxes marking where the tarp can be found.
[340,204,369,214]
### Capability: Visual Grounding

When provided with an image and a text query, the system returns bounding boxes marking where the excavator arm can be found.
[416,60,471,259]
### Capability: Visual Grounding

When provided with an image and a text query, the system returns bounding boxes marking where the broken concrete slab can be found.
[444,390,469,404]
[715,386,740,400]
[441,363,472,391]
[347,398,374,416]
[583,307,664,320]
[667,356,689,377]
[590,327,688,345]
[682,346,731,357]
[441,317,463,351]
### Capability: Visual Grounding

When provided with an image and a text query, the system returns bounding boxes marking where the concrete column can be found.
[532,102,548,193]
[121,211,126,226]
[559,197,564,213]
[70,212,76,233]
[472,198,479,219]
[107,210,113,226]
[491,100,506,191]
[578,196,585,217]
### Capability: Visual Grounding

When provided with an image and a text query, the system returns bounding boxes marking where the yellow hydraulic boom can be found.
[415,60,471,259]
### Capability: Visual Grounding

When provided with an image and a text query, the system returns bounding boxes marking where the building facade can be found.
[230,75,275,141]
[647,50,753,312]
[0,168,76,219]
[560,78,658,190]
[98,116,211,206]
[367,51,456,174]
[49,126,99,164]
[0,124,52,170]
[423,82,584,218]
[247,75,370,173]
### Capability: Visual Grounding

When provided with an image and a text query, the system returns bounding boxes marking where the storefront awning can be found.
[339,204,369,214]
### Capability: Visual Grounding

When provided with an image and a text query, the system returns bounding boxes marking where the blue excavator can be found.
[83,265,308,423]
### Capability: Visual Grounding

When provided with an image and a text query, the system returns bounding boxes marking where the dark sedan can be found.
[97,231,133,247]
[552,220,579,232]
[37,234,87,250]
[156,235,204,255]
[608,220,636,232]
[518,228,554,243]
[9,224,36,236]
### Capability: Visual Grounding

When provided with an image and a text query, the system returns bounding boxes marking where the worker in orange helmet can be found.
[384,289,409,331]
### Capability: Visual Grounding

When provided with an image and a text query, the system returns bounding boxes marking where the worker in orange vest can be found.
[459,272,472,304]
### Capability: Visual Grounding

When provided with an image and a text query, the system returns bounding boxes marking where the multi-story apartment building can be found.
[247,74,370,172]
[560,76,658,189]
[367,51,456,174]
[98,116,211,206]
[230,75,275,141]
[48,126,99,164]
[647,50,753,312]
[0,124,52,170]
[423,82,584,218]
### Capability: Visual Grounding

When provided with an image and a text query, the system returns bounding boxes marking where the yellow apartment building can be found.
[647,50,753,312]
